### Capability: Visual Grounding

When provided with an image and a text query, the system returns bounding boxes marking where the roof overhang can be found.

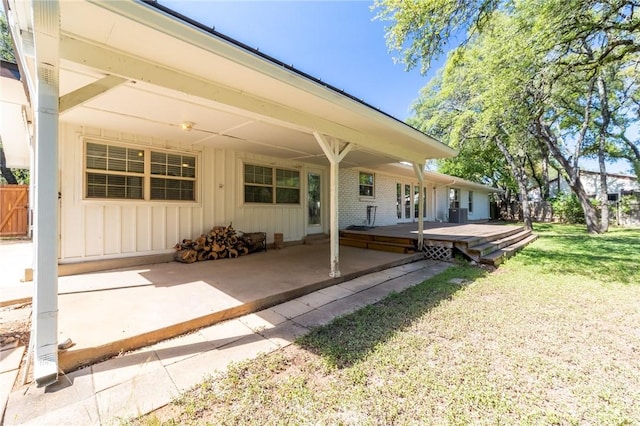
[376,163,504,193]
[3,0,456,169]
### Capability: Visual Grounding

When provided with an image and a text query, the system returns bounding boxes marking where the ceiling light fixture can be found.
[180,121,194,132]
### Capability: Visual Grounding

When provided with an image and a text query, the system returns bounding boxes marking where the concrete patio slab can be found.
[3,259,453,425]
[51,244,419,372]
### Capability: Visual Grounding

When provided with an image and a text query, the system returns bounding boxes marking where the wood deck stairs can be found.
[454,226,538,266]
[339,231,416,254]
[340,225,537,266]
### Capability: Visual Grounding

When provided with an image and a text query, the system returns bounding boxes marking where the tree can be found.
[375,0,640,233]
[1,11,15,62]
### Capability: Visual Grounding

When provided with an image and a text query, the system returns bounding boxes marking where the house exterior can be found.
[549,170,639,201]
[1,0,498,384]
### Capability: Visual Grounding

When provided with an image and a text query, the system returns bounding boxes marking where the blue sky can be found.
[160,0,441,121]
[160,0,633,175]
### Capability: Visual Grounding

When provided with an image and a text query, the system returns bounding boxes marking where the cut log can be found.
[175,223,260,263]
[197,250,208,261]
[174,249,197,263]
[240,232,266,253]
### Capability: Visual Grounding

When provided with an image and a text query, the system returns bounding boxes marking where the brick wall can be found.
[339,169,398,228]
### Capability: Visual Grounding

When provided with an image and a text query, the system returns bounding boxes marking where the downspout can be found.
[31,0,61,387]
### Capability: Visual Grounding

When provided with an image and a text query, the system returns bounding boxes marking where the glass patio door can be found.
[307,170,323,234]
[397,182,414,222]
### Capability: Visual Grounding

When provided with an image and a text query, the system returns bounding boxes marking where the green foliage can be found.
[1,11,15,62]
[372,0,501,74]
[378,0,639,232]
[551,192,586,223]
[619,194,639,215]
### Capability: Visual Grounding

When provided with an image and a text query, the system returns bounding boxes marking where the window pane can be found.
[276,188,300,204]
[167,153,182,166]
[87,143,107,157]
[245,185,273,203]
[183,156,195,168]
[86,156,107,170]
[109,159,126,172]
[128,160,144,173]
[359,172,373,186]
[244,164,272,185]
[127,176,143,199]
[276,169,300,188]
[167,165,182,177]
[150,177,195,201]
[151,163,166,175]
[359,172,374,196]
[108,145,126,160]
[182,163,196,178]
[87,173,143,199]
[150,152,167,176]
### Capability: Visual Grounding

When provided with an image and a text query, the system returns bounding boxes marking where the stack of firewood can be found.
[174,223,266,263]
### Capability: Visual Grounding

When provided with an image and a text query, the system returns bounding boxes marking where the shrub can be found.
[551,193,586,223]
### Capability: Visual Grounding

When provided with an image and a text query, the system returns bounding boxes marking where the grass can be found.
[136,224,640,425]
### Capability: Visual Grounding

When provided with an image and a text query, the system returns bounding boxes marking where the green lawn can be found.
[140,224,640,425]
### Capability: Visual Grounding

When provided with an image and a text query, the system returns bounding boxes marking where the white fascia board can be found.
[425,171,504,193]
[85,0,456,161]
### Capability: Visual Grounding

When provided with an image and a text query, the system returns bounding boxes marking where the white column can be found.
[32,0,60,387]
[313,131,353,278]
[413,162,425,251]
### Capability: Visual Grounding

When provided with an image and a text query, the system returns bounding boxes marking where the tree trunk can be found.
[495,137,532,230]
[598,141,609,232]
[0,143,18,185]
[596,74,612,232]
[541,145,550,200]
[536,121,601,233]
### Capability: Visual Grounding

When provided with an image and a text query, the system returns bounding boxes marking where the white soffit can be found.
[57,0,455,164]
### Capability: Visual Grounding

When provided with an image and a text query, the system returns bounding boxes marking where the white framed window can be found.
[85,141,197,201]
[359,172,374,197]
[244,163,300,204]
[468,191,474,213]
[449,188,460,208]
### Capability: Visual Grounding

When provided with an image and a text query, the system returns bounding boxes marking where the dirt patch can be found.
[0,303,31,349]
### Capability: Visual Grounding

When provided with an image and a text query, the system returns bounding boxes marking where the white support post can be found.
[313,131,353,278]
[413,162,425,251]
[32,0,60,387]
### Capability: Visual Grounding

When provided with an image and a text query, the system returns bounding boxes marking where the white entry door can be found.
[307,170,323,234]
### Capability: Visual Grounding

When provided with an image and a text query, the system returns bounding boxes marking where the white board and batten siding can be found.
[434,186,491,222]
[58,124,319,263]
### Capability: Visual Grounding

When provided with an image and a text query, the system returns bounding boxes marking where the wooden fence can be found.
[0,185,29,237]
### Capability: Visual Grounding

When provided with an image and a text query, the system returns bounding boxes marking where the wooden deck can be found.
[340,222,537,266]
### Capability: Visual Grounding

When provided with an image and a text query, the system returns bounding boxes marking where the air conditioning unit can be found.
[449,208,468,224]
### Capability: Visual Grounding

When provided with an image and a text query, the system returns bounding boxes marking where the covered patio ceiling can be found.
[7,0,456,168]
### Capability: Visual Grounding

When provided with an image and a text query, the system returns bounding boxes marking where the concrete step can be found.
[479,234,538,266]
